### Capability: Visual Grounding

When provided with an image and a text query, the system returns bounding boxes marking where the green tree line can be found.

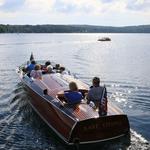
[0,24,150,33]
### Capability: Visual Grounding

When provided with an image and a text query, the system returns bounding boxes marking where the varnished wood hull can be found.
[17,69,130,145]
[70,115,129,144]
[21,78,76,143]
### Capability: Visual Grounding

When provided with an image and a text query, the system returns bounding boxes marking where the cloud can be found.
[53,0,77,13]
[0,0,4,6]
[53,0,101,14]
[126,0,150,12]
[0,0,149,14]
[0,0,149,25]
[24,0,55,13]
[100,0,115,3]
[0,0,25,12]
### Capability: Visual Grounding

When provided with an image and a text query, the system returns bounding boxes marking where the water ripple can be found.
[0,33,150,149]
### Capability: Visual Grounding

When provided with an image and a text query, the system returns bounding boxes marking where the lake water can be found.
[0,33,150,150]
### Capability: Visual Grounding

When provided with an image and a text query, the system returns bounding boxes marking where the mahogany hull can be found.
[26,85,75,141]
[17,68,130,145]
[22,79,76,144]
[70,115,129,144]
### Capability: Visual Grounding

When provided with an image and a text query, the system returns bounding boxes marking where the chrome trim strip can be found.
[68,133,126,145]
[68,121,77,142]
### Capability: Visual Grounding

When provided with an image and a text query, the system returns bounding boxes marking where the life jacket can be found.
[64,91,83,104]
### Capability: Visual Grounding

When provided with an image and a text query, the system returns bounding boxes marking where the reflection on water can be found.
[0,33,150,149]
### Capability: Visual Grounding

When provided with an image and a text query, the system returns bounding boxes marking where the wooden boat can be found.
[98,37,111,41]
[16,59,130,145]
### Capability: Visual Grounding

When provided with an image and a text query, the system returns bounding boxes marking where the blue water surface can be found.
[0,33,149,149]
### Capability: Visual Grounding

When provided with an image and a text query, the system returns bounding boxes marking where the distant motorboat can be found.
[98,37,111,41]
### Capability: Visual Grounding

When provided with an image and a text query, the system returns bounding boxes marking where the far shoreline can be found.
[0,24,150,33]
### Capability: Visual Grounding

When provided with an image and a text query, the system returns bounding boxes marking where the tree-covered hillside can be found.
[0,24,150,33]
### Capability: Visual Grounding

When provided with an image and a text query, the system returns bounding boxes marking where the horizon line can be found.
[0,24,150,27]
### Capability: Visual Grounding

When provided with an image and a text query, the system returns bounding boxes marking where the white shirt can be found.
[30,70,42,79]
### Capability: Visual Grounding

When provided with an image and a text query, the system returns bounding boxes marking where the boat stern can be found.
[69,114,130,144]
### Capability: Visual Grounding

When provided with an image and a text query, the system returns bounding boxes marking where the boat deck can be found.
[18,62,130,144]
[31,73,123,121]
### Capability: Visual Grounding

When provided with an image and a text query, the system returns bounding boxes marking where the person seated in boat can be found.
[26,60,36,76]
[47,65,54,73]
[42,61,52,74]
[53,64,61,73]
[64,82,83,104]
[87,77,107,115]
[59,66,68,75]
[30,64,42,80]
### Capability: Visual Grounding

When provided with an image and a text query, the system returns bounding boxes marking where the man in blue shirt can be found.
[26,60,36,72]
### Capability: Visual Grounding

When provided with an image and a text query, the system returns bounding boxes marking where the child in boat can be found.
[64,82,83,104]
[30,64,42,80]
[87,77,107,115]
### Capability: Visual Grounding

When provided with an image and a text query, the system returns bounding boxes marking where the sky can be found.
[0,0,150,26]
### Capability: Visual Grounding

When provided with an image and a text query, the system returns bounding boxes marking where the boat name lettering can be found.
[83,124,99,131]
[102,121,122,128]
[83,121,122,131]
